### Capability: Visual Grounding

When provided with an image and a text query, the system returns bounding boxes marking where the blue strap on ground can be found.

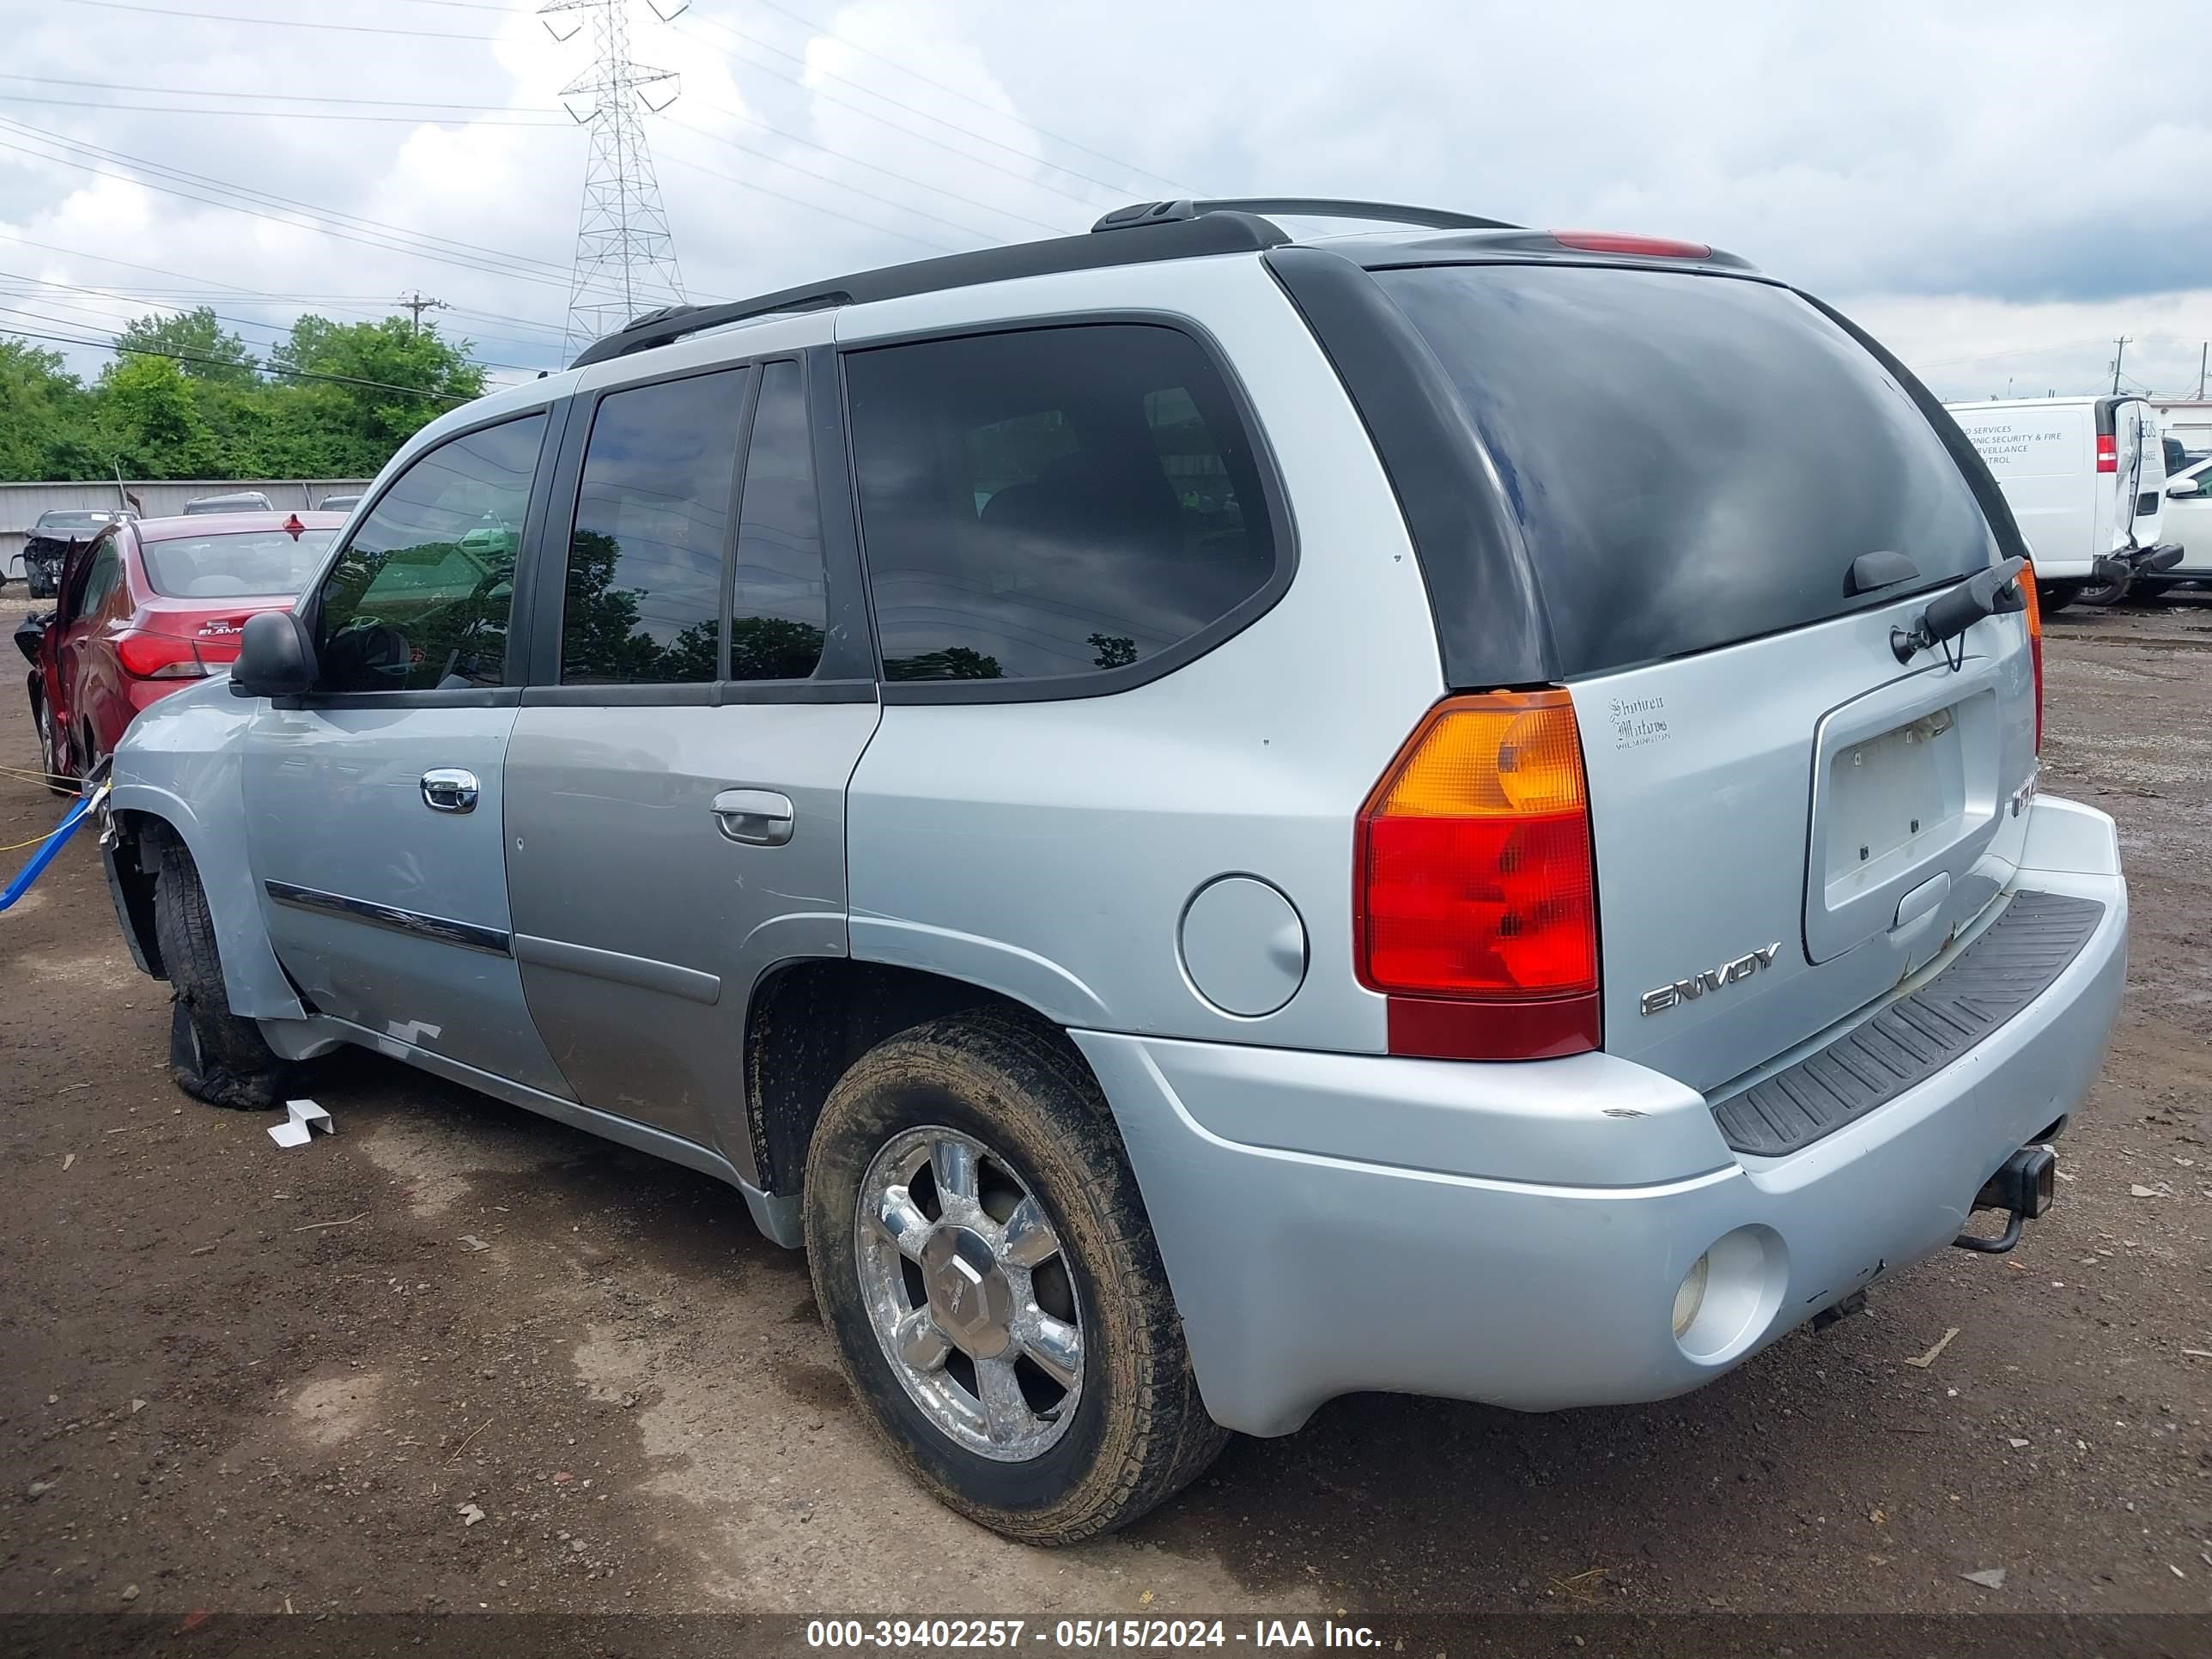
[0,786,106,913]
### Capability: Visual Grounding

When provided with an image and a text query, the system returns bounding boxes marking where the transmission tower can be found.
[541,0,690,358]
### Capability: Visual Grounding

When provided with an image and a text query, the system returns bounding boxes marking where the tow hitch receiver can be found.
[1952,1147,2057,1255]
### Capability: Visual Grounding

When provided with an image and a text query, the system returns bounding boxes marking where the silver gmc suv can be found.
[98,198,2128,1544]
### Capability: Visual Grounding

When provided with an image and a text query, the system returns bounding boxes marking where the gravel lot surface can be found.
[1,590,2207,1635]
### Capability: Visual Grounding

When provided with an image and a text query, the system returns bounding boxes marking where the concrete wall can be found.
[1,478,372,578]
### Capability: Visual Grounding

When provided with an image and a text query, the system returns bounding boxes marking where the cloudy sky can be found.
[3,0,2209,403]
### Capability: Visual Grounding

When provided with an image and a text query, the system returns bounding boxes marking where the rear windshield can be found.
[1374,264,1996,676]
[143,529,337,599]
[36,512,114,532]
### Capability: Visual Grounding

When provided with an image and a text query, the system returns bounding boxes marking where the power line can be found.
[655,112,1013,244]
[0,119,580,289]
[0,112,580,282]
[0,315,480,400]
[653,148,955,252]
[0,70,562,112]
[0,275,561,373]
[672,96,1072,235]
[665,15,1113,212]
[0,93,571,126]
[738,0,1198,193]
[58,0,500,40]
[0,230,569,341]
[674,9,1154,198]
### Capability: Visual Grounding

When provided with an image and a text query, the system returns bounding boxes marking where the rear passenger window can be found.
[729,361,827,681]
[843,325,1276,684]
[562,368,750,685]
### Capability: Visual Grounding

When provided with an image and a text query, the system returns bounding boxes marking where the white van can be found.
[1945,395,2181,608]
[2150,398,2212,469]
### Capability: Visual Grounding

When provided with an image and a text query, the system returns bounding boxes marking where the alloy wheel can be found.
[854,1125,1085,1462]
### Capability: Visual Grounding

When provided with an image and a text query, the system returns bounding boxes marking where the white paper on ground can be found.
[267,1098,334,1148]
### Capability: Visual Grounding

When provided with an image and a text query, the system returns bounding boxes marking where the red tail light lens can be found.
[1355,690,1601,1060]
[2020,560,2044,752]
[2095,434,2118,474]
[1550,230,1713,259]
[115,630,207,680]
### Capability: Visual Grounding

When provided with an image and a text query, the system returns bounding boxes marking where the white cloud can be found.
[0,0,2206,397]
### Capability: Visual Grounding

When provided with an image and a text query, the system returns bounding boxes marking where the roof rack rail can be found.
[1091,198,1518,234]
[569,210,1291,369]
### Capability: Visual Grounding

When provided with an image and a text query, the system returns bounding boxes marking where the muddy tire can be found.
[2035,581,2080,615]
[804,1011,1225,1545]
[153,837,289,1111]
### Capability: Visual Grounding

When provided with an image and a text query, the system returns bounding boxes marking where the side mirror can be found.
[2166,477,2202,499]
[230,611,317,699]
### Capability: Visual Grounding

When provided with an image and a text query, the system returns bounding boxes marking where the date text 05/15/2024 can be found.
[804,1619,1383,1650]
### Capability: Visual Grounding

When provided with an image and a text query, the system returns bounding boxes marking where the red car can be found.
[23,511,343,790]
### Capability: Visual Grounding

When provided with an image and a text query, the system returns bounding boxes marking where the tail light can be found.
[1355,689,1601,1060]
[1551,230,1713,259]
[2020,561,2044,752]
[2095,434,2118,474]
[115,630,207,680]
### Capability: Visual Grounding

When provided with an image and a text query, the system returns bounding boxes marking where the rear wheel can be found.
[804,1012,1225,1544]
[2074,573,2131,607]
[152,836,290,1111]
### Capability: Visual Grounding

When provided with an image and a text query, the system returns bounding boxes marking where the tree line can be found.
[0,307,491,483]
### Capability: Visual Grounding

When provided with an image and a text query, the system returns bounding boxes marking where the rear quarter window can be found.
[842,322,1280,689]
[1375,264,1996,676]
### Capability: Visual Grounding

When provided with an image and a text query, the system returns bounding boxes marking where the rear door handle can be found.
[711,787,794,846]
[421,768,480,814]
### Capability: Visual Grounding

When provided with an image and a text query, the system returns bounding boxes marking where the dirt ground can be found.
[1,589,2208,1631]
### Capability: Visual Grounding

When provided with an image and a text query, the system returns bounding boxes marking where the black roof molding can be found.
[1093,198,1517,234]
[569,210,1291,368]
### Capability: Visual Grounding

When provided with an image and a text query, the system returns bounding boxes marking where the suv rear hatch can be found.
[1374,260,2039,1097]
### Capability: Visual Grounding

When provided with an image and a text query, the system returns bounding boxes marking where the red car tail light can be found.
[115,630,208,680]
[2095,434,2118,474]
[1354,689,1601,1060]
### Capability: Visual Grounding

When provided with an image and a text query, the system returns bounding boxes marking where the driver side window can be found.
[313,413,548,693]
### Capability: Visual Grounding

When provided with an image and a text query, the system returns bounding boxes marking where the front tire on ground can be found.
[151,836,290,1110]
[32,694,70,797]
[804,1011,1225,1545]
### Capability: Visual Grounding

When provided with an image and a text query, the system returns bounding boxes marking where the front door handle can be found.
[421,768,480,814]
[711,787,794,846]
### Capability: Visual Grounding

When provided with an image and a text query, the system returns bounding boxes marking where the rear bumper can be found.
[1076,794,2125,1436]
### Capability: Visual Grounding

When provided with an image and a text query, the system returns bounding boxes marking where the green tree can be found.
[270,316,487,472]
[0,339,97,478]
[114,307,257,385]
[94,354,218,477]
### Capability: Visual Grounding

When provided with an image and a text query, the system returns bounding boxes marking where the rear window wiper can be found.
[1890,556,2028,665]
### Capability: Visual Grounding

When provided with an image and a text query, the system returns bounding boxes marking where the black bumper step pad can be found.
[1711,890,2106,1158]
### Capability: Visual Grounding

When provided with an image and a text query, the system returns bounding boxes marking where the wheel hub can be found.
[921,1225,1014,1358]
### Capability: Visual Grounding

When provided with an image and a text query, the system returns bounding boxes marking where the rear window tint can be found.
[843,324,1277,684]
[1374,264,1995,676]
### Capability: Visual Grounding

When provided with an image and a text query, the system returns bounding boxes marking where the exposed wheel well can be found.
[105,810,172,980]
[747,960,1061,1195]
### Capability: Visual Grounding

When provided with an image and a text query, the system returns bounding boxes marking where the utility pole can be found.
[2111,336,2130,395]
[541,0,690,358]
[2197,342,2207,400]
[397,291,448,337]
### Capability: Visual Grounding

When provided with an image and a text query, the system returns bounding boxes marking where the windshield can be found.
[1374,264,1996,675]
[36,512,115,532]
[142,529,337,599]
